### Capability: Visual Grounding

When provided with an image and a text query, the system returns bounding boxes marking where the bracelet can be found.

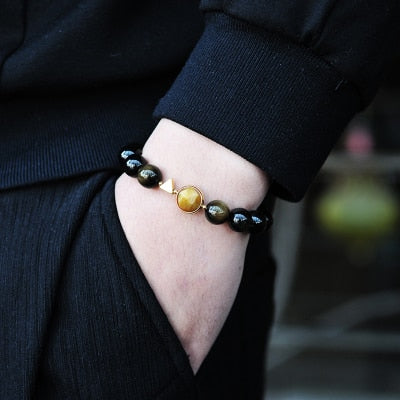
[118,144,273,234]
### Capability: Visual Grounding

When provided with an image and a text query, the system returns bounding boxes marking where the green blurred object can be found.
[316,124,399,255]
[316,175,399,241]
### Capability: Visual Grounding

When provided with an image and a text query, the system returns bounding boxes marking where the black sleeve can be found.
[154,0,400,201]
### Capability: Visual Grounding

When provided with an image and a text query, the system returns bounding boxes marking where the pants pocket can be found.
[34,173,196,400]
[99,175,196,397]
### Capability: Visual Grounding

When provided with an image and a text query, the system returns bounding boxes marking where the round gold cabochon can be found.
[176,186,203,213]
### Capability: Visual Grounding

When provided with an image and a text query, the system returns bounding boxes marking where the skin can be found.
[115,118,269,373]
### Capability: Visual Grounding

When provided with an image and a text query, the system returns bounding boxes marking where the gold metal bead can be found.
[159,178,175,194]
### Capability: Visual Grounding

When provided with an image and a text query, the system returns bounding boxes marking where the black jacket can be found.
[1,0,398,200]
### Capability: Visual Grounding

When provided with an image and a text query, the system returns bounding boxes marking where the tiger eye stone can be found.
[205,200,230,224]
[137,164,162,188]
[177,186,203,213]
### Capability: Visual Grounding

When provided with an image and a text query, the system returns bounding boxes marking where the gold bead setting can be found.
[159,179,204,213]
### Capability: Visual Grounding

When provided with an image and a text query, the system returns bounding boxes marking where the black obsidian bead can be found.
[248,211,273,233]
[119,148,135,162]
[118,144,142,165]
[122,154,145,177]
[137,164,162,188]
[205,200,230,225]
[228,208,251,233]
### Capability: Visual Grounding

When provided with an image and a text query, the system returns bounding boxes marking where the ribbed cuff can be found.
[154,12,362,201]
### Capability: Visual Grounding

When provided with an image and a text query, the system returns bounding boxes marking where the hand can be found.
[115,119,269,372]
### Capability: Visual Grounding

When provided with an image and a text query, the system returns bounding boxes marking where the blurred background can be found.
[264,52,400,399]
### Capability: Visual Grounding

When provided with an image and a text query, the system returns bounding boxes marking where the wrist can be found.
[142,118,270,211]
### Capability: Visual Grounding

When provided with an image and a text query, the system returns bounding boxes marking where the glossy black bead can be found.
[137,164,162,188]
[122,154,145,177]
[118,143,142,166]
[248,211,271,233]
[205,200,230,225]
[119,149,135,162]
[228,208,251,233]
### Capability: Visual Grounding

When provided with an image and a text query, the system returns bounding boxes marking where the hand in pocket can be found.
[114,120,269,373]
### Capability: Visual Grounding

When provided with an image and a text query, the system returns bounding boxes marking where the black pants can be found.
[0,172,275,399]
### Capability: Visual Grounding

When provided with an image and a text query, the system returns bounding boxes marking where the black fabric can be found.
[199,0,399,103]
[0,1,203,93]
[0,79,172,189]
[154,12,359,200]
[156,1,400,200]
[0,173,195,399]
[0,0,202,190]
[1,1,399,200]
[0,172,275,399]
